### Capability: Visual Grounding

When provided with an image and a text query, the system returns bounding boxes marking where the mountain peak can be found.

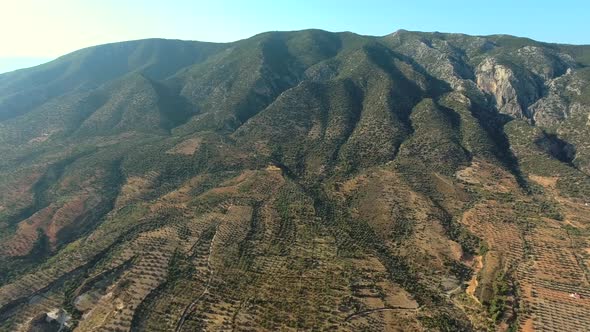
[1,29,590,332]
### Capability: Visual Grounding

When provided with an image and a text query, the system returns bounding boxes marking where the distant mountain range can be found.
[0,57,53,75]
[0,29,589,331]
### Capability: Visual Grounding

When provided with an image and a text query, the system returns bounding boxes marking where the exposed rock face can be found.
[529,69,588,127]
[525,67,590,174]
[1,30,590,332]
[514,46,574,80]
[383,31,479,91]
[475,45,577,123]
[530,73,572,127]
[566,102,590,174]
[475,57,540,118]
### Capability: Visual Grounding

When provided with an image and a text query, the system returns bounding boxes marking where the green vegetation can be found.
[487,271,512,322]
[420,312,471,332]
[0,29,589,331]
[0,228,51,285]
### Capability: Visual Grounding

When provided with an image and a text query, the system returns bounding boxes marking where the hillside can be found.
[0,29,589,332]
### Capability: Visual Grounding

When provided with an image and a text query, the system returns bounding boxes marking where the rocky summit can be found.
[0,29,589,331]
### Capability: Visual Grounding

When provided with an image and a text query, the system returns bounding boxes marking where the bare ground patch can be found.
[166,138,202,155]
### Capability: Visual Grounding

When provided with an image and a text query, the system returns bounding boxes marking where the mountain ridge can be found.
[1,28,590,331]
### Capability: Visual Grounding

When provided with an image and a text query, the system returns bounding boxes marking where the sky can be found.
[1,0,589,73]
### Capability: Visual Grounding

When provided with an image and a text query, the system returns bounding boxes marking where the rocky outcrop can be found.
[529,71,572,127]
[475,45,577,122]
[384,32,474,90]
[475,57,541,118]
[529,69,589,128]
[513,46,575,80]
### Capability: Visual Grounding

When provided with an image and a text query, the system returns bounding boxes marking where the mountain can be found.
[0,29,589,331]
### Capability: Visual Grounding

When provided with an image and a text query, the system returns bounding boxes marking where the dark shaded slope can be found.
[0,29,590,332]
[0,39,228,121]
[174,31,371,133]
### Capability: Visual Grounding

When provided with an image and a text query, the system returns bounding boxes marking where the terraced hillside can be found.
[0,29,589,331]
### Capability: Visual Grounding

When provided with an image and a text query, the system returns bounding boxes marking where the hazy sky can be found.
[1,0,589,73]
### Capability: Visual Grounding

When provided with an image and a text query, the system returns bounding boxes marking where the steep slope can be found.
[0,29,589,332]
[0,39,227,122]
